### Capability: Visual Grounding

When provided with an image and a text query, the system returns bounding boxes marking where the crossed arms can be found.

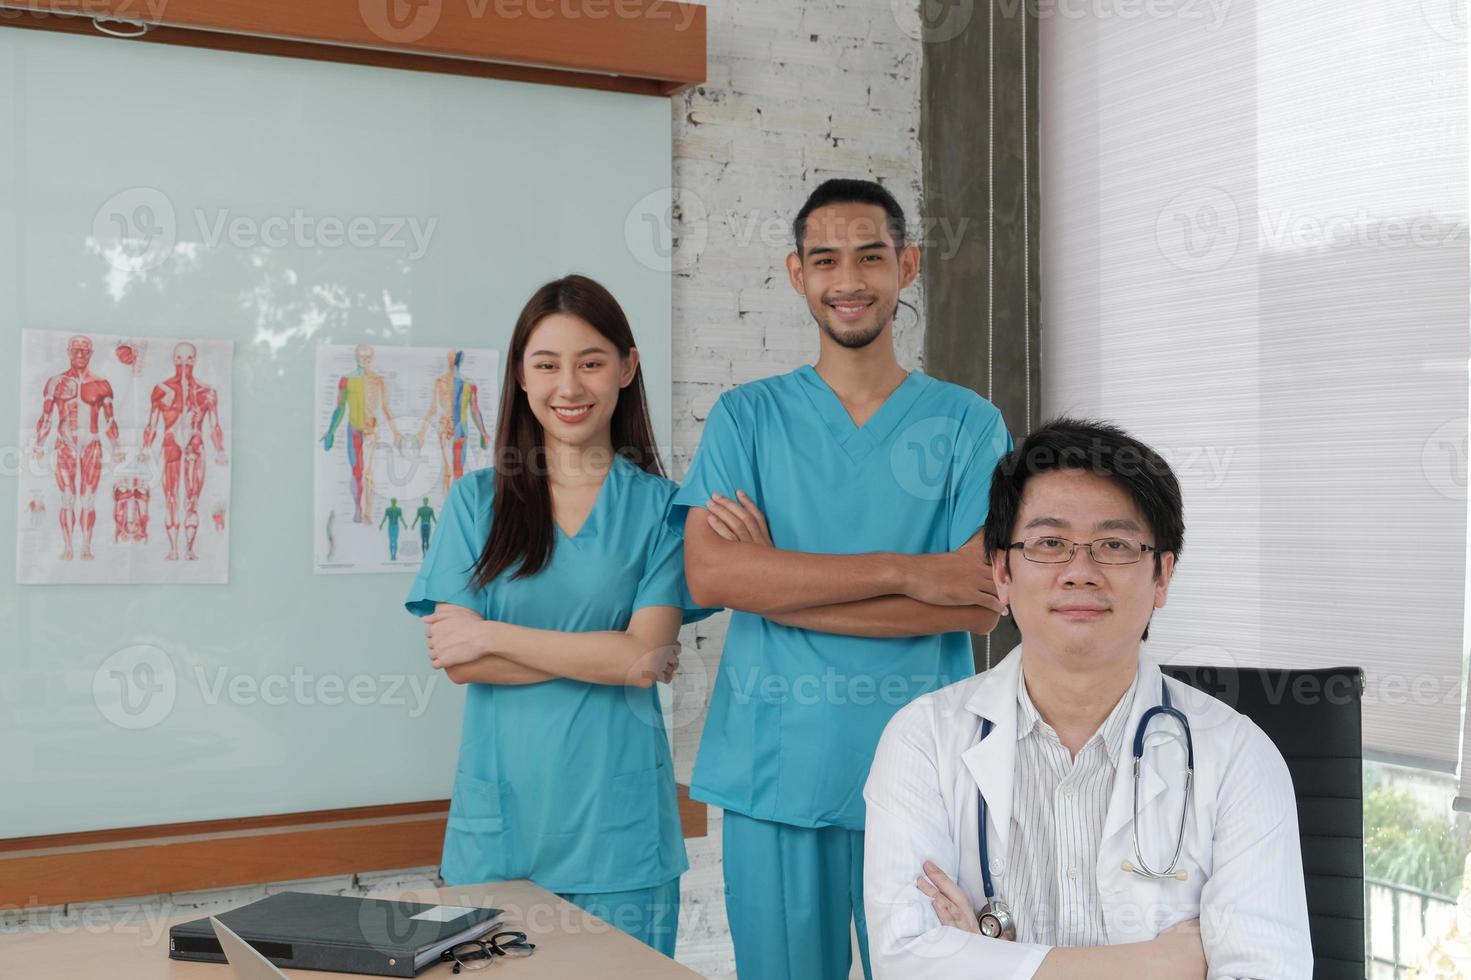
[422,602,683,689]
[683,490,1002,639]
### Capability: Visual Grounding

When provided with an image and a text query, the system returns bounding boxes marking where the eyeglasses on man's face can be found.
[1006,535,1158,566]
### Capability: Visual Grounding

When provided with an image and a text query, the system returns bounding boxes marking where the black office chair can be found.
[1161,665,1366,980]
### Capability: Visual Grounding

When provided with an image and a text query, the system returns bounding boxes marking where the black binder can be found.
[168,891,503,977]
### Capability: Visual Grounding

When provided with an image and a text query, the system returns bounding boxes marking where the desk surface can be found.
[0,880,703,979]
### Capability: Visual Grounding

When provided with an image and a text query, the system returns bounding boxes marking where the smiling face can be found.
[787,202,920,351]
[519,313,638,452]
[992,468,1175,666]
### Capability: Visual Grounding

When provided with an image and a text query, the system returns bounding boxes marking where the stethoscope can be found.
[974,679,1195,942]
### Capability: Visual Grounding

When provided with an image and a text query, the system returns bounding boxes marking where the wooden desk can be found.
[0,880,703,979]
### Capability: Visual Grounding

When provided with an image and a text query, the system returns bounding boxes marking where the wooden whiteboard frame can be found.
[0,790,707,908]
[0,0,706,95]
[0,6,705,907]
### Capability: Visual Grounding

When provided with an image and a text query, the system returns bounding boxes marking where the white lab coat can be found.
[863,647,1313,980]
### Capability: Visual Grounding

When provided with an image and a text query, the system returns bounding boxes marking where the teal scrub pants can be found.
[557,876,681,958]
[723,810,872,980]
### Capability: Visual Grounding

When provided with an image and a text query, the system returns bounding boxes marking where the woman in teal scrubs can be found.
[405,275,710,956]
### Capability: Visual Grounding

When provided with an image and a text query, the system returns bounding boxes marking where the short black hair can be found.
[792,178,907,256]
[983,418,1184,640]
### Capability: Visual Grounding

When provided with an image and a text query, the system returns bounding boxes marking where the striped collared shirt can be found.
[1002,665,1139,947]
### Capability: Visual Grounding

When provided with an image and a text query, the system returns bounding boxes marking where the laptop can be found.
[211,916,290,980]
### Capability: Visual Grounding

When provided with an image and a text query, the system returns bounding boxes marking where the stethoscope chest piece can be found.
[977,899,1017,941]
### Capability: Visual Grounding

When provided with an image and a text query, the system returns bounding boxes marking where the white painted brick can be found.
[686,321,764,351]
[685,101,761,128]
[674,132,732,163]
[727,62,808,102]
[763,318,821,355]
[867,0,920,44]
[702,61,733,90]
[675,284,740,321]
[868,72,918,112]
[709,25,776,61]
[838,40,918,76]
[673,350,733,385]
[810,142,876,174]
[829,106,918,143]
[753,105,831,135]
[732,355,799,384]
[737,287,795,314]
[729,135,806,170]
[681,383,726,420]
[801,4,871,39]
[730,0,799,32]
[769,34,846,69]
[871,151,915,179]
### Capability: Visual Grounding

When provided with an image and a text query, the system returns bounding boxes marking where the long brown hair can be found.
[471,275,663,588]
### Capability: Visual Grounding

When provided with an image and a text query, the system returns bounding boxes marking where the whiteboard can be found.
[0,29,674,837]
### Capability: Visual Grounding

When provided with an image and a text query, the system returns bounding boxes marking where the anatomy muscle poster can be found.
[18,329,234,585]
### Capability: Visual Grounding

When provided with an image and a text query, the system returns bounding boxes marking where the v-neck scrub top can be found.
[406,455,714,893]
[672,365,1011,830]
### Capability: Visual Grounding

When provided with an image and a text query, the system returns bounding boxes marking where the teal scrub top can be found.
[672,366,1011,830]
[406,454,714,893]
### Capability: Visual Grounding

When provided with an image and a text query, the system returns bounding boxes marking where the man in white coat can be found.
[863,418,1312,979]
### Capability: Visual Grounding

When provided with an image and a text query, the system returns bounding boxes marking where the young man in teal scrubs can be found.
[674,179,1012,980]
